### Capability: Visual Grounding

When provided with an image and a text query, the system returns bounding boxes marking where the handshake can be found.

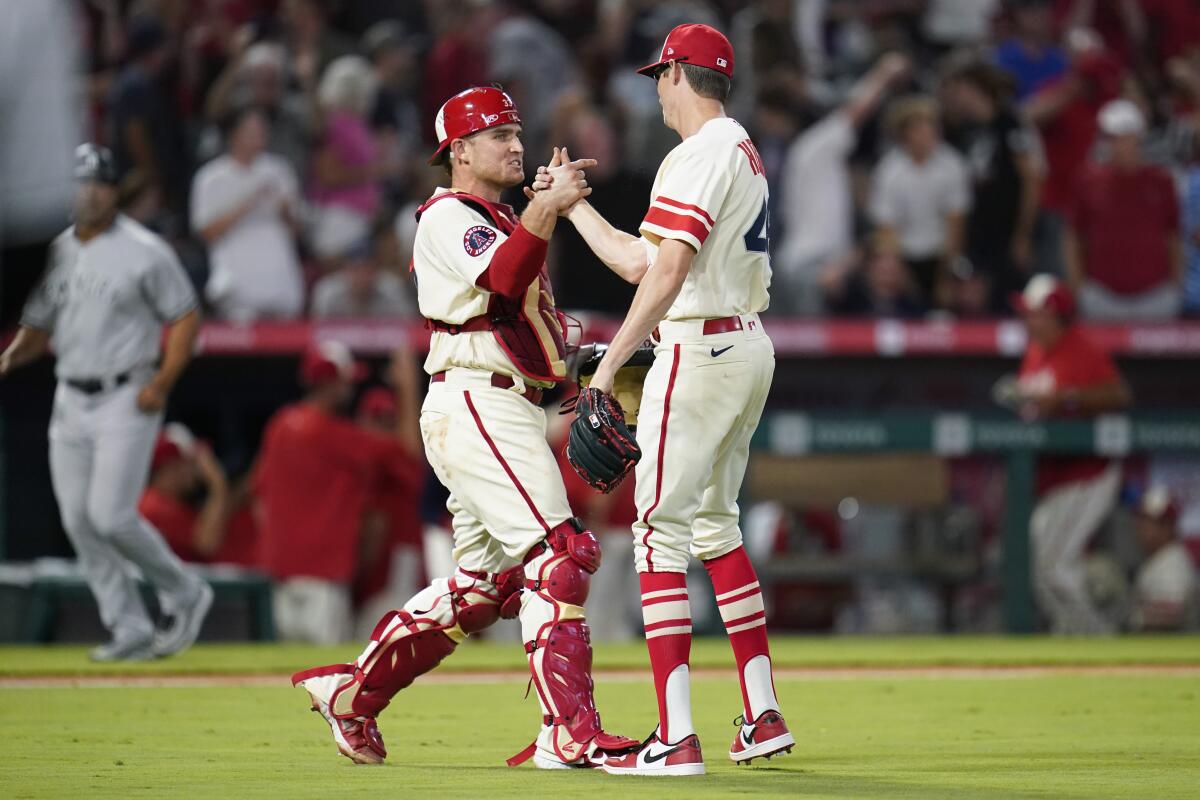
[522,146,596,216]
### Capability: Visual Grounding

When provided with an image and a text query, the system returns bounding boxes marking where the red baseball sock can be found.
[639,571,694,742]
[704,546,780,720]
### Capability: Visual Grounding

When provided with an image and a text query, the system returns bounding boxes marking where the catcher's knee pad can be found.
[312,567,522,719]
[524,517,600,606]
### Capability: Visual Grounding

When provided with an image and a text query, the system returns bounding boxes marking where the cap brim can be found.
[637,59,667,77]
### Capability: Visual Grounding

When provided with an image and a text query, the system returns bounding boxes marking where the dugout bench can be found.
[748,413,1200,633]
[0,560,275,643]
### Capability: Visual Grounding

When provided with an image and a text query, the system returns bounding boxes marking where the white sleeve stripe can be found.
[639,221,704,251]
[649,200,713,230]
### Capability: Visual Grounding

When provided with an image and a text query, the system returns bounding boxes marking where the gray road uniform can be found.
[21,214,206,645]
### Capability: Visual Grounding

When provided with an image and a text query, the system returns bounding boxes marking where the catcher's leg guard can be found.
[292,566,522,721]
[508,519,639,767]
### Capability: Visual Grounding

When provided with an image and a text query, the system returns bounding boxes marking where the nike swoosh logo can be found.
[643,746,681,764]
[742,729,755,746]
[710,345,734,357]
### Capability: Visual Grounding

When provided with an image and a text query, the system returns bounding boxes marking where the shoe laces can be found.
[732,714,746,727]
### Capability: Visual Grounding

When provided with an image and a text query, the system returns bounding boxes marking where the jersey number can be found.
[743,200,769,254]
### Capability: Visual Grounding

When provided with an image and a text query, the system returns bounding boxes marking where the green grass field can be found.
[2,636,1198,799]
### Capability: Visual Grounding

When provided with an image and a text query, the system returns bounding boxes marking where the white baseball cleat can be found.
[152,581,213,657]
[601,727,705,776]
[729,710,795,765]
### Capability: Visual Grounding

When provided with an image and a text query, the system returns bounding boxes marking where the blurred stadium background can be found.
[2,0,1200,647]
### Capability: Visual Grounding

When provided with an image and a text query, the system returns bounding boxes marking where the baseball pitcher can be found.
[0,144,212,661]
[535,24,794,775]
[291,87,638,769]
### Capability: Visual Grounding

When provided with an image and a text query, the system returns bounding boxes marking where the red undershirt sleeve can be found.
[475,224,548,299]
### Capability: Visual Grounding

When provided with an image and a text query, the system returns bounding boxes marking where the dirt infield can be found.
[4,663,1198,688]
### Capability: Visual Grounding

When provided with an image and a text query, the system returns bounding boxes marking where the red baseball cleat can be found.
[601,728,705,776]
[293,668,387,765]
[729,710,795,765]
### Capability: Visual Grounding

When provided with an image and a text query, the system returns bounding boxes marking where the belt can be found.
[65,371,131,395]
[431,371,543,405]
[652,314,744,342]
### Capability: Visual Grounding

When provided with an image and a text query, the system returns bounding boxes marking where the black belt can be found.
[65,372,131,395]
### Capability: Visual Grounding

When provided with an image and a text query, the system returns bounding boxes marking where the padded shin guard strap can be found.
[326,569,521,720]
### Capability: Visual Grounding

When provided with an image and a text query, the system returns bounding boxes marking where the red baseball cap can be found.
[638,23,734,79]
[151,423,197,472]
[300,340,368,386]
[429,86,522,165]
[1011,274,1076,318]
[1138,485,1180,524]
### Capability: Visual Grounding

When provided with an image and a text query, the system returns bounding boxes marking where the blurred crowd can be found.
[73,0,1200,322]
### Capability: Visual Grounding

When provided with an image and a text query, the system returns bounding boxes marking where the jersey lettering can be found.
[737,140,764,176]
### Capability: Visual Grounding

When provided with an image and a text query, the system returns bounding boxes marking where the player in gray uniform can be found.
[0,144,213,661]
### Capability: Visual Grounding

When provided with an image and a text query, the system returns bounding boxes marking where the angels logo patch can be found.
[464,225,498,256]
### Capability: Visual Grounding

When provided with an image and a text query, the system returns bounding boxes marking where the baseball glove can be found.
[566,386,641,493]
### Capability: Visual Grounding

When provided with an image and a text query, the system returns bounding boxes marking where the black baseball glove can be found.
[566,386,641,493]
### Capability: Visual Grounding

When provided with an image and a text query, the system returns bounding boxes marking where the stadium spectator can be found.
[995,0,1068,99]
[870,95,972,310]
[310,237,414,319]
[309,55,381,261]
[776,53,910,315]
[253,343,421,645]
[139,424,259,569]
[190,105,306,321]
[942,59,1044,312]
[421,0,489,144]
[1066,99,1183,320]
[1129,486,1198,631]
[280,0,356,95]
[106,15,188,221]
[204,39,314,179]
[362,21,423,207]
[1024,28,1121,275]
[1005,275,1133,634]
[823,245,927,319]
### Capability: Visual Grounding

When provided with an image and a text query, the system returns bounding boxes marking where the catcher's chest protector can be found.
[417,192,568,384]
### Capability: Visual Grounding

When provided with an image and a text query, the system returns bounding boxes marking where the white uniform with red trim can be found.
[412,188,572,573]
[633,116,775,579]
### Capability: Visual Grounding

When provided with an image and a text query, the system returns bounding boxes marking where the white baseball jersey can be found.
[22,215,197,379]
[639,117,772,320]
[412,188,549,382]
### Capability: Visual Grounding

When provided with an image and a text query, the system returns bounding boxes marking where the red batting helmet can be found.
[1012,274,1076,318]
[429,86,522,165]
[637,23,734,79]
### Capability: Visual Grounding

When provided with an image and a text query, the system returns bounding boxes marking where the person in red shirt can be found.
[1066,99,1184,320]
[1006,275,1133,633]
[254,341,422,644]
[351,381,426,633]
[1024,29,1121,275]
[139,423,259,568]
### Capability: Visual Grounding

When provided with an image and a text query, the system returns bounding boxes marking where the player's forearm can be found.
[596,241,691,386]
[566,202,649,283]
[154,308,201,390]
[193,482,231,558]
[0,326,51,375]
[1059,380,1133,414]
